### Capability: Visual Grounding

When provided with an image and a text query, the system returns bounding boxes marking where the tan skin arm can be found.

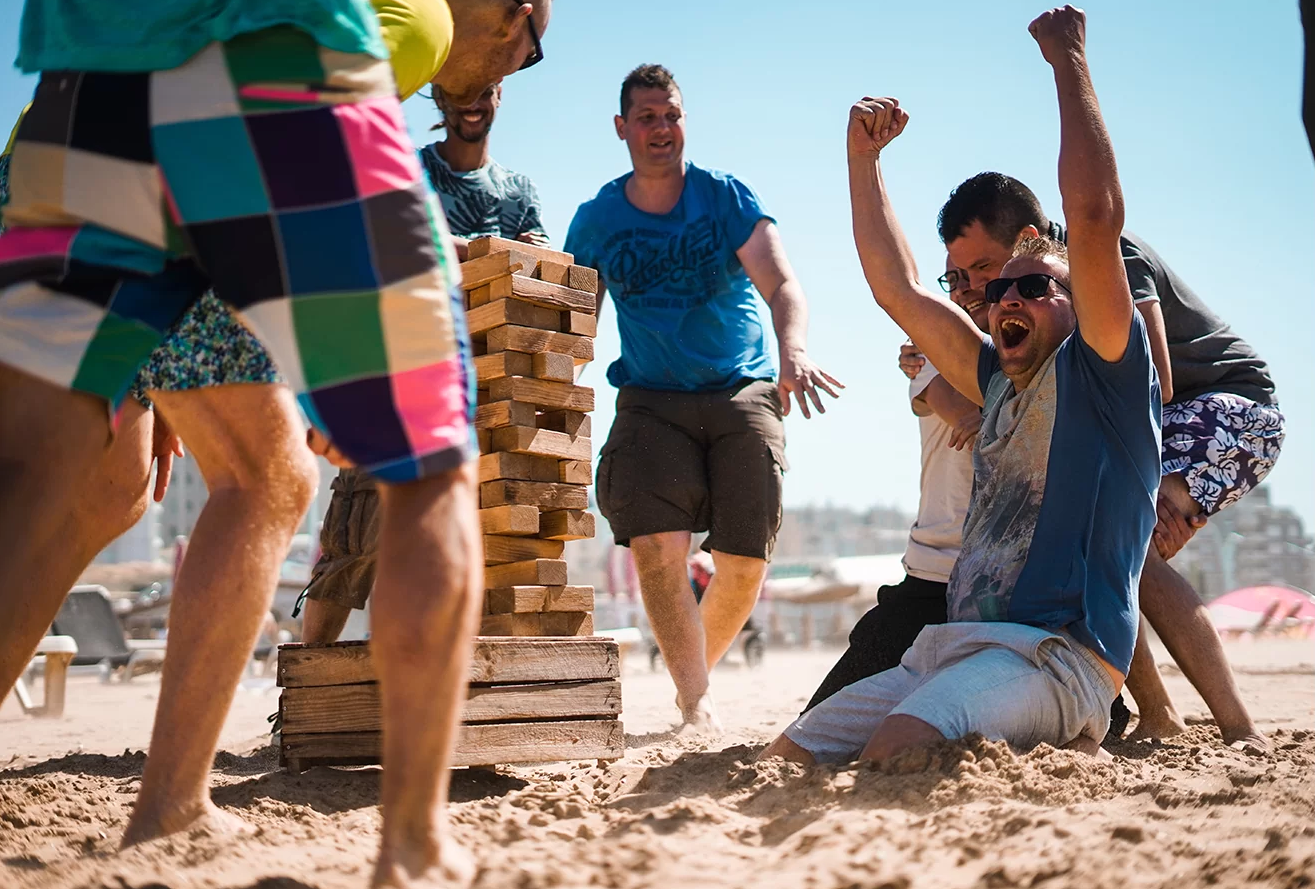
[847,98,987,405]
[916,374,983,451]
[1136,299,1174,403]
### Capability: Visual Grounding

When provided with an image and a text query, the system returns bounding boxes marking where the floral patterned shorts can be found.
[1161,393,1285,516]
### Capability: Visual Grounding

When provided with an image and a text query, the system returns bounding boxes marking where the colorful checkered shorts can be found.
[1161,393,1285,516]
[0,27,474,483]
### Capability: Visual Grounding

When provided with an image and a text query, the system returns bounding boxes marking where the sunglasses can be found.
[937,269,967,293]
[983,273,1071,305]
[515,2,544,70]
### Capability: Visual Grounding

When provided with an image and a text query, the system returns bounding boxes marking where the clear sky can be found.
[2,1,1312,527]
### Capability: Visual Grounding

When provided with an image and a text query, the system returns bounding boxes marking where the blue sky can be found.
[2,1,1312,528]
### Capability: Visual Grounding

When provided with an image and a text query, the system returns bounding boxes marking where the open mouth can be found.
[999,316,1031,350]
[460,112,486,124]
[961,297,986,316]
[649,138,673,150]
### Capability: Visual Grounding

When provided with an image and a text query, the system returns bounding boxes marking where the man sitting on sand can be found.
[762,4,1161,764]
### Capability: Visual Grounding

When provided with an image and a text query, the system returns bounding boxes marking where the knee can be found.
[216,437,319,522]
[631,533,689,570]
[710,551,768,587]
[860,714,945,764]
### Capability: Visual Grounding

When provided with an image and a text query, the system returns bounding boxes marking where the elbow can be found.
[1160,382,1174,405]
[1061,195,1124,237]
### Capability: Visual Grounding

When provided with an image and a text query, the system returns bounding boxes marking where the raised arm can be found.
[1031,6,1133,362]
[848,98,987,405]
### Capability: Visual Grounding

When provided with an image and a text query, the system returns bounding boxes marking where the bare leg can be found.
[370,464,481,889]
[630,532,718,728]
[300,597,354,644]
[123,384,317,846]
[0,366,120,697]
[860,714,945,764]
[1125,617,1186,741]
[758,733,816,765]
[701,550,768,669]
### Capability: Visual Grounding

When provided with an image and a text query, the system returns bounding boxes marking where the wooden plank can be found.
[557,460,592,485]
[488,377,594,412]
[474,400,536,431]
[469,276,514,308]
[567,265,598,294]
[282,679,620,735]
[483,534,565,565]
[477,429,491,453]
[509,276,596,314]
[481,479,589,510]
[484,558,569,588]
[537,411,591,438]
[481,612,594,637]
[479,505,540,536]
[468,236,573,267]
[474,351,533,385]
[458,252,531,291]
[537,259,570,286]
[539,509,595,541]
[467,298,561,336]
[492,426,592,462]
[485,585,594,614]
[563,312,597,337]
[281,718,624,769]
[487,325,593,362]
[531,352,575,383]
[478,452,559,484]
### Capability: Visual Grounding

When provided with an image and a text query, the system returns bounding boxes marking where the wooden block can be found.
[557,460,592,485]
[484,559,569,588]
[539,509,595,541]
[467,298,561,336]
[281,680,620,735]
[488,377,594,413]
[478,452,559,483]
[537,411,591,438]
[474,351,533,385]
[492,426,591,462]
[563,312,597,337]
[468,236,573,267]
[509,275,596,314]
[484,585,594,614]
[567,265,598,294]
[487,325,593,362]
[478,505,540,536]
[477,429,492,453]
[537,259,570,286]
[459,251,535,290]
[470,275,514,308]
[483,534,566,565]
[542,612,594,636]
[281,718,625,769]
[474,400,536,430]
[531,352,575,383]
[480,612,594,637]
[278,637,620,688]
[481,479,589,510]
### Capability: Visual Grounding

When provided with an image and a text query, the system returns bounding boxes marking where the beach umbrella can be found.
[1207,585,1315,632]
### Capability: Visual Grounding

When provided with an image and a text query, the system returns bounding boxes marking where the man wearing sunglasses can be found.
[765,5,1160,766]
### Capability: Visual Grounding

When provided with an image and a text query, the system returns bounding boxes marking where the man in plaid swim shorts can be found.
[0,0,551,883]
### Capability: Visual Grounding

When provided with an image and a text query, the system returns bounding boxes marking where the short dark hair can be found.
[937,172,1048,247]
[620,64,680,118]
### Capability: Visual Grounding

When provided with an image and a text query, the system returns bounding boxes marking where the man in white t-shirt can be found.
[802,257,982,711]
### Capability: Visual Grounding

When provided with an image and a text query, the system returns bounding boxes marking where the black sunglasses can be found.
[983,273,1071,305]
[937,269,967,293]
[515,2,544,70]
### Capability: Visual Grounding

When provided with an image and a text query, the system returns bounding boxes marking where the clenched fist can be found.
[847,97,909,159]
[1029,5,1086,65]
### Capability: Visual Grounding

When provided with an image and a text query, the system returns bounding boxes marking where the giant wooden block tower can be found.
[277,238,622,773]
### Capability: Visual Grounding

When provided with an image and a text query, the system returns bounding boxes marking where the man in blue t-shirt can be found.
[765,7,1160,765]
[564,64,842,732]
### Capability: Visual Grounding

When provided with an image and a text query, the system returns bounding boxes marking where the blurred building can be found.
[774,504,912,559]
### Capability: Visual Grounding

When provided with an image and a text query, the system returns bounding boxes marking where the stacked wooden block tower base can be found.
[277,237,622,773]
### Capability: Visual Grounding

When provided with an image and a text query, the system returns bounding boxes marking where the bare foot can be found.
[675,692,723,737]
[121,799,249,848]
[1224,726,1270,755]
[1126,706,1187,742]
[372,839,476,889]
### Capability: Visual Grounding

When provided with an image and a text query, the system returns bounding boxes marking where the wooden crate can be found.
[277,638,623,773]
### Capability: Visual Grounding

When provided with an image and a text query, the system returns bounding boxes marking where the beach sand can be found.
[2,636,1312,888]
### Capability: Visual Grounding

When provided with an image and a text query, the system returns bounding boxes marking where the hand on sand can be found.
[121,799,251,848]
[847,97,909,159]
[306,427,355,469]
[372,838,477,889]
[1029,5,1086,65]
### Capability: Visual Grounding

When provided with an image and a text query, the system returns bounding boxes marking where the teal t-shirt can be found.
[17,0,387,73]
[564,163,777,392]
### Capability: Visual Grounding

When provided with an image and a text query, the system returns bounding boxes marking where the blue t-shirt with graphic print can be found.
[564,163,776,392]
[947,313,1162,674]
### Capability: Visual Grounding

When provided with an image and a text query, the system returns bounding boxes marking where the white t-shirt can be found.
[901,360,976,583]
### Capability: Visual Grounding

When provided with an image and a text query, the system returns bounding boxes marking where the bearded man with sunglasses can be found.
[764,5,1160,766]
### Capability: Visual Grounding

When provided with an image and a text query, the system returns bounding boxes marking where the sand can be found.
[2,637,1313,889]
